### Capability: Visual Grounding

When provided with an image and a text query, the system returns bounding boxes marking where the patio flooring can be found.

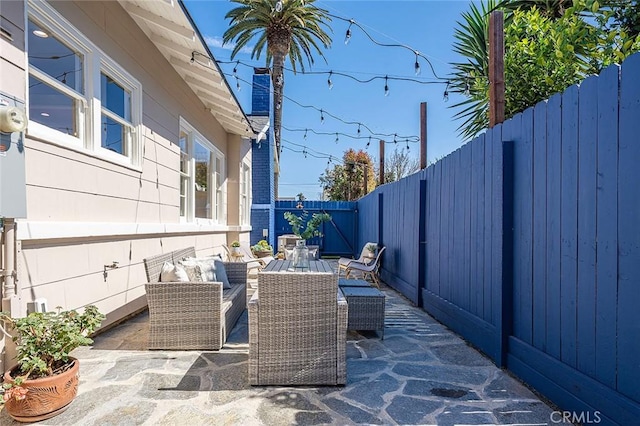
[1,269,556,425]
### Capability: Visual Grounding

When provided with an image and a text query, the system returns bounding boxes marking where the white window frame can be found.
[179,118,226,225]
[239,161,251,225]
[26,0,142,169]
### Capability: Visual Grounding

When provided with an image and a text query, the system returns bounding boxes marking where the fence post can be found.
[499,140,515,367]
[418,178,427,307]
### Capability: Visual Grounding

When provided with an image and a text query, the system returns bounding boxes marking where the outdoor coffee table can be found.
[338,278,372,288]
[339,285,385,339]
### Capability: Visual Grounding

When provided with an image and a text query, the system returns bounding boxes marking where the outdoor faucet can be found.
[103,261,119,282]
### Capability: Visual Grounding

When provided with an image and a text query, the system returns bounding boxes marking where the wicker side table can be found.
[340,286,385,339]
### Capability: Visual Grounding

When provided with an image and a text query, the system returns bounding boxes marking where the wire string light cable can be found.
[226,71,422,142]
[325,13,446,80]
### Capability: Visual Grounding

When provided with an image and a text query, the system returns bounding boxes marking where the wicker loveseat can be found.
[248,261,347,385]
[143,247,247,350]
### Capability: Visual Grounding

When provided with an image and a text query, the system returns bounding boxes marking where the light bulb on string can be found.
[344,20,354,45]
[365,136,371,149]
[303,129,308,140]
[190,52,195,65]
[327,71,333,90]
[384,76,389,97]
[320,109,325,124]
[393,134,398,144]
[236,76,241,91]
[233,60,239,76]
[335,133,339,143]
[303,149,307,158]
[357,124,361,136]
[464,79,470,96]
[414,52,421,76]
[406,140,410,150]
[443,81,450,102]
[275,0,283,13]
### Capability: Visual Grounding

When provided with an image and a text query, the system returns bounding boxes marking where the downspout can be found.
[1,217,18,374]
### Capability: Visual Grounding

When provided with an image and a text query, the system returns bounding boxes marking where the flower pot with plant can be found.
[364,243,378,262]
[252,240,273,258]
[284,210,332,263]
[0,305,104,422]
[230,240,242,256]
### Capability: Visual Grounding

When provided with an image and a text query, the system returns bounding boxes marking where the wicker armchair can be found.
[143,247,247,350]
[248,266,347,386]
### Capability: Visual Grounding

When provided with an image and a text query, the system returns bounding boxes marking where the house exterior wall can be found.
[0,0,251,358]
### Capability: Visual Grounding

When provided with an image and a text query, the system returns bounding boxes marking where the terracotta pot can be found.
[3,358,79,423]
[254,250,273,258]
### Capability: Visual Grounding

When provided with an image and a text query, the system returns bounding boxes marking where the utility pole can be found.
[489,10,505,127]
[420,102,427,169]
[379,140,385,185]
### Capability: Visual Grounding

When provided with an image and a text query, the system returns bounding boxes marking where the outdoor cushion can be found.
[182,256,231,289]
[159,262,190,282]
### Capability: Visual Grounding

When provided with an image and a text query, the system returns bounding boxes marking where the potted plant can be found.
[252,240,273,258]
[0,305,104,422]
[230,240,242,256]
[365,243,378,261]
[284,210,332,242]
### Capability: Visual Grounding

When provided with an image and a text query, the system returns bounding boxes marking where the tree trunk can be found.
[271,53,285,200]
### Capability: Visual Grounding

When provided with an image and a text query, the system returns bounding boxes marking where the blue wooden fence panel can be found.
[354,53,640,425]
[595,64,618,390]
[617,52,640,403]
[274,200,356,256]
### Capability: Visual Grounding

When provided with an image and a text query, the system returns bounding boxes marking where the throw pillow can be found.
[214,260,231,289]
[160,262,190,282]
[176,260,203,282]
[182,256,231,289]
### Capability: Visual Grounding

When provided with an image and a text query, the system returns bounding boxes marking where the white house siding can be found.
[0,0,251,348]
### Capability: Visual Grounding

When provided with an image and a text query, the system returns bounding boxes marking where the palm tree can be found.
[494,0,570,18]
[223,0,332,197]
[448,0,496,140]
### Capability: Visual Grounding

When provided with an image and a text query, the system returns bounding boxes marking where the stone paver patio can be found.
[1,267,556,425]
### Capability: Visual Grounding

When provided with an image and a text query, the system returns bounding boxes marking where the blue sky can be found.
[183,0,474,199]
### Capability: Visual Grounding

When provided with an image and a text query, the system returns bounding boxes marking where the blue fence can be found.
[274,200,357,256]
[356,54,640,425]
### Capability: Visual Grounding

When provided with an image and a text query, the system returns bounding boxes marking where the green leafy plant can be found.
[366,244,378,254]
[231,240,241,248]
[252,240,273,252]
[284,210,332,240]
[0,305,104,410]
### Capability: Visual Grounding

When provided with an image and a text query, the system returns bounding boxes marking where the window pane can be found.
[101,73,131,121]
[28,20,83,93]
[215,157,223,221]
[194,142,210,219]
[178,131,189,174]
[101,115,126,155]
[180,176,189,217]
[29,75,78,136]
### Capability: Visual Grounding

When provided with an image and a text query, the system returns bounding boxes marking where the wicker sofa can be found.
[248,264,347,385]
[143,247,247,350]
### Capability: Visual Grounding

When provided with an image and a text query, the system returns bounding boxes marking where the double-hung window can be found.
[27,1,142,166]
[180,119,226,224]
[239,162,251,225]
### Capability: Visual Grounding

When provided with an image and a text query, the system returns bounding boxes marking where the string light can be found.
[304,129,308,140]
[414,52,421,76]
[384,76,389,97]
[443,82,450,102]
[357,124,361,136]
[464,79,470,96]
[213,69,422,143]
[281,125,419,142]
[344,20,354,45]
[329,13,444,80]
[217,59,447,88]
[190,52,195,65]
[327,71,333,90]
[236,76,241,91]
[335,133,339,143]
